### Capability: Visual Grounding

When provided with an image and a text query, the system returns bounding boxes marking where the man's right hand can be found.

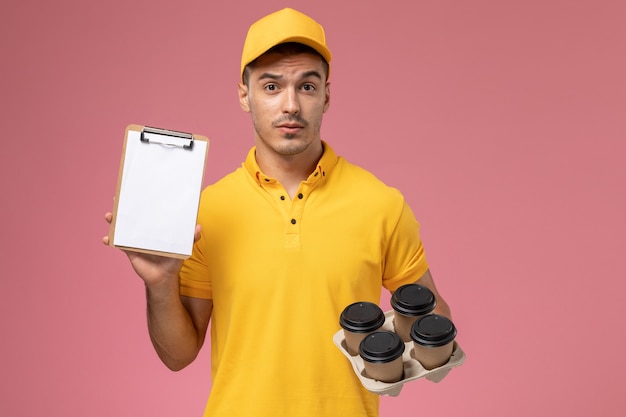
[102,212,210,371]
[102,212,201,288]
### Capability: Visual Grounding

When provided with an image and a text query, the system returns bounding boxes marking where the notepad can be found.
[109,124,209,258]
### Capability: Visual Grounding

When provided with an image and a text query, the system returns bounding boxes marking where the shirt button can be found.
[280,196,285,200]
[291,219,297,225]
[297,193,303,199]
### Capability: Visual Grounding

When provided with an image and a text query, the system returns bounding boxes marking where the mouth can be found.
[277,123,304,135]
[273,115,308,137]
[277,121,304,128]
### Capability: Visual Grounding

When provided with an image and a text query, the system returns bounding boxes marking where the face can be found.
[238,52,330,159]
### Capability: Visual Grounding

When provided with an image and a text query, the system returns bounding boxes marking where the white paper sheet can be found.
[113,129,207,257]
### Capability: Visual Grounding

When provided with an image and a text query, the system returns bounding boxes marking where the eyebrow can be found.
[258,72,282,81]
[301,70,323,80]
[256,70,323,82]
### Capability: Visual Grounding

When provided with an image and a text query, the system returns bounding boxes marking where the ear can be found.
[238,82,251,113]
[323,81,331,113]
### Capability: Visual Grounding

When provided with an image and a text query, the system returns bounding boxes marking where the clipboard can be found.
[108,124,209,259]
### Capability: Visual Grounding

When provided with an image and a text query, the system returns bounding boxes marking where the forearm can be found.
[145,277,202,371]
[433,296,451,319]
[416,269,452,319]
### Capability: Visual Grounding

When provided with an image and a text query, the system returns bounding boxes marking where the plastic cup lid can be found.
[339,301,385,333]
[359,331,405,363]
[410,314,457,347]
[391,283,436,316]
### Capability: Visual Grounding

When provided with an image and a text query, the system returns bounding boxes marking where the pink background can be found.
[1,0,625,416]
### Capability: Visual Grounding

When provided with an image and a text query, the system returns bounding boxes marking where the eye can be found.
[264,83,279,92]
[301,83,316,92]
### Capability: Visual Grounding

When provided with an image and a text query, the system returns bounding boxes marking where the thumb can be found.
[194,224,202,242]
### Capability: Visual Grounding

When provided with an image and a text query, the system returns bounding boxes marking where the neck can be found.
[255,141,323,198]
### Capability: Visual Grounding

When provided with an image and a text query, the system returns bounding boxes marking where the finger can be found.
[105,212,113,223]
[102,235,110,245]
[194,224,202,242]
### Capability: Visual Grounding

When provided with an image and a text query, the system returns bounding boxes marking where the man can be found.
[104,8,451,417]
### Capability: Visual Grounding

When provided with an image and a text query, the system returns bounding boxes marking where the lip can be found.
[278,123,303,128]
[277,124,303,134]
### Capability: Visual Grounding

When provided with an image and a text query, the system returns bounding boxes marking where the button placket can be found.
[285,193,303,248]
[287,186,308,231]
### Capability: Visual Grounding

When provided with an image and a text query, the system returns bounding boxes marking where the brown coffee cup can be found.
[359,331,405,383]
[339,302,386,356]
[391,283,437,342]
[410,314,456,370]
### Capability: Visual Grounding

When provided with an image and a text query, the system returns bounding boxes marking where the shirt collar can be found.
[243,141,339,186]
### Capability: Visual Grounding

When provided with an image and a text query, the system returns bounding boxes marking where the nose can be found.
[282,87,300,114]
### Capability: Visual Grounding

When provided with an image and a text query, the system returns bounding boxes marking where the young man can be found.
[104,8,451,417]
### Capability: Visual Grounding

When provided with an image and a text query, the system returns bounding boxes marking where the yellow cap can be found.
[240,8,332,80]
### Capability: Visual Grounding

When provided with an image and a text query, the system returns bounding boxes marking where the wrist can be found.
[145,274,180,301]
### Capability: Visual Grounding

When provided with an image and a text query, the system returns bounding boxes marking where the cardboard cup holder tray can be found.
[332,310,466,396]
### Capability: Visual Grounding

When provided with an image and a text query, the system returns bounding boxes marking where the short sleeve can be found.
[381,199,429,292]
[179,230,212,299]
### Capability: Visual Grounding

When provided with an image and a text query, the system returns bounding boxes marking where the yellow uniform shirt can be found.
[180,143,429,417]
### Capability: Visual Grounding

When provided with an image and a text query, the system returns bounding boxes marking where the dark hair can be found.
[243,42,329,85]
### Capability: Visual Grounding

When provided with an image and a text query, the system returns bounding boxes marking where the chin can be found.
[275,139,311,156]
